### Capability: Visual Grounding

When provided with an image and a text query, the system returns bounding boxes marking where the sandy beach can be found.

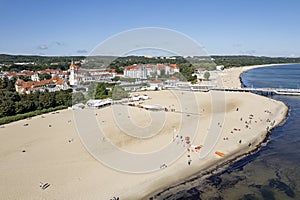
[0,66,289,199]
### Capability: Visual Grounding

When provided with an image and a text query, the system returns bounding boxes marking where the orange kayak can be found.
[215,151,225,157]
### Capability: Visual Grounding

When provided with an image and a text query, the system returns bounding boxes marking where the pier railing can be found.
[189,86,300,96]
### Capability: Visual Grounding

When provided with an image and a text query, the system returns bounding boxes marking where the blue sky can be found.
[0,0,300,57]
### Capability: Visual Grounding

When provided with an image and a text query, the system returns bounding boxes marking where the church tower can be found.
[69,60,79,86]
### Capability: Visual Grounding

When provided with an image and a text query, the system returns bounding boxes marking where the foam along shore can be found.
[0,88,288,199]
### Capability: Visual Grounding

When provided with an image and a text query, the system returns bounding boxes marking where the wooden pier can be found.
[210,87,300,96]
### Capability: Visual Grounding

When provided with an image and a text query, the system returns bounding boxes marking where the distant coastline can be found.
[238,63,300,88]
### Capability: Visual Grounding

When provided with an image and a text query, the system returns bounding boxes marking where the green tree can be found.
[4,91,20,102]
[0,100,15,117]
[18,75,31,81]
[87,82,96,99]
[191,75,198,84]
[15,101,25,114]
[39,92,55,109]
[54,90,72,107]
[23,100,36,112]
[39,73,51,80]
[95,83,111,99]
[111,86,128,100]
[111,76,120,82]
[72,92,85,104]
[204,71,210,81]
[4,77,17,92]
[179,63,196,82]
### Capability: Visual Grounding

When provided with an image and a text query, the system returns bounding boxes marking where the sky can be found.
[0,0,300,57]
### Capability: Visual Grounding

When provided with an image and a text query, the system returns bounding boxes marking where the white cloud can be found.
[37,44,48,50]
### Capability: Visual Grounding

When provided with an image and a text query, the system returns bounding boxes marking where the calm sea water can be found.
[162,64,300,200]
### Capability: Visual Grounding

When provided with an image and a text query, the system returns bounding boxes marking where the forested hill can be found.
[0,54,85,65]
[212,55,300,67]
[0,54,85,71]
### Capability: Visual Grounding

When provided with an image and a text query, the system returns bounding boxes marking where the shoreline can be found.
[151,102,290,199]
[149,108,289,199]
[149,64,290,199]
[218,63,297,88]
[129,91,289,199]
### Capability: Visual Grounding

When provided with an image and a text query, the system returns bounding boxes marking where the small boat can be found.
[215,151,225,157]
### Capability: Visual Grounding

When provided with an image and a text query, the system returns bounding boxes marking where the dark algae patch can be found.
[269,179,295,198]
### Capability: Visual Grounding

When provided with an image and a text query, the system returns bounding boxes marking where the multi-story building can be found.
[123,64,148,79]
[123,63,179,79]
[15,76,69,94]
[68,62,116,86]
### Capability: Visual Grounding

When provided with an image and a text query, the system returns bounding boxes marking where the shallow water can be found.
[162,64,300,200]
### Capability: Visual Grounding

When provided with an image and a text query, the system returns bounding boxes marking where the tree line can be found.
[0,77,72,118]
[0,54,84,65]
[0,54,84,72]
[212,55,300,68]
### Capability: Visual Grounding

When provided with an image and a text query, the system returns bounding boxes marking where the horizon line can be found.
[0,53,299,59]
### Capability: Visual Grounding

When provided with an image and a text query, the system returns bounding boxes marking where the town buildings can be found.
[1,61,194,94]
[15,76,69,94]
[9,62,116,94]
[69,62,116,86]
[123,63,179,79]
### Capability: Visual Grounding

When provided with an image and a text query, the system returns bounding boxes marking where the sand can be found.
[0,66,289,199]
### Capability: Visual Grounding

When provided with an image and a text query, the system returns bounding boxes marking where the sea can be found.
[159,64,300,200]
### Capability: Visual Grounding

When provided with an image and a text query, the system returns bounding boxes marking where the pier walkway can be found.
[189,85,300,96]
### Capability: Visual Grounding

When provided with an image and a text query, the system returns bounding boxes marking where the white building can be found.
[68,62,116,86]
[69,62,79,86]
[149,80,164,90]
[123,63,179,79]
[164,76,179,86]
[123,64,147,79]
[31,73,39,81]
[216,65,224,71]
